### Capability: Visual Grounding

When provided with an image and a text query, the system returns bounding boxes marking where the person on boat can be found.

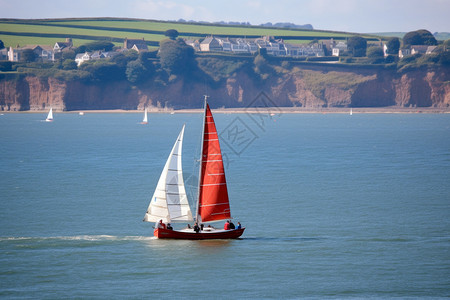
[193,222,200,233]
[156,219,166,229]
[167,223,173,230]
[224,221,230,230]
[229,221,235,229]
[237,222,242,229]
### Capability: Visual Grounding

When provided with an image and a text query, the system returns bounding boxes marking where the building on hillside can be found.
[255,36,284,56]
[217,38,232,51]
[411,45,438,55]
[399,48,411,58]
[332,41,347,56]
[189,35,324,57]
[399,45,438,58]
[54,38,73,53]
[53,38,74,60]
[124,38,148,52]
[200,36,223,52]
[8,45,54,62]
[185,39,201,51]
[230,38,252,53]
[322,39,347,57]
[0,48,9,60]
[75,50,115,66]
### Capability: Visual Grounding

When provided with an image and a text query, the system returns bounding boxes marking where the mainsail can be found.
[46,108,53,122]
[142,108,148,124]
[144,125,193,223]
[196,103,231,223]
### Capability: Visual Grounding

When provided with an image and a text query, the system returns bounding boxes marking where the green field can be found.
[0,18,379,49]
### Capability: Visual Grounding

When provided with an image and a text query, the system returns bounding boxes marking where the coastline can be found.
[1,107,449,114]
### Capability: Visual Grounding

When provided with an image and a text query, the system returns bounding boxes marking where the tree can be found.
[253,54,274,80]
[62,59,77,70]
[347,36,367,57]
[80,61,125,81]
[443,39,450,48]
[62,49,76,60]
[386,37,400,55]
[367,46,385,63]
[165,29,179,40]
[20,49,37,62]
[0,40,4,49]
[403,29,437,46]
[126,60,147,83]
[159,38,196,75]
[76,41,114,53]
[367,46,384,58]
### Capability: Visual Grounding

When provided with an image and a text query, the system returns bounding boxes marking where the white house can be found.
[75,51,114,66]
[332,41,347,57]
[54,38,73,53]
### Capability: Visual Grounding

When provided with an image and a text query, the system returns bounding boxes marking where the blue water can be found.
[1,112,449,299]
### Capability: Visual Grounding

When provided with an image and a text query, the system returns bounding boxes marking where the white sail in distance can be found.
[143,125,193,223]
[142,108,148,124]
[46,107,53,122]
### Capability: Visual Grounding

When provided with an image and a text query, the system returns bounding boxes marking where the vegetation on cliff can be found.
[1,21,449,110]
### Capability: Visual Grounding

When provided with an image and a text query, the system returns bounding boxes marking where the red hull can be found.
[154,228,245,240]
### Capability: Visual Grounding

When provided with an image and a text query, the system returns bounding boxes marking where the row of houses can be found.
[0,35,442,65]
[0,38,149,63]
[187,36,326,57]
[397,45,438,58]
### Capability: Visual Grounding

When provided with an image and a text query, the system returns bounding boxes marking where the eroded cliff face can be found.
[1,66,449,111]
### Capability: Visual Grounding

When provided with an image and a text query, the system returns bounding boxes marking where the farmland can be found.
[0,17,378,49]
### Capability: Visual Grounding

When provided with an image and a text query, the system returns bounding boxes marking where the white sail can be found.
[142,108,148,124]
[143,125,193,223]
[45,107,53,122]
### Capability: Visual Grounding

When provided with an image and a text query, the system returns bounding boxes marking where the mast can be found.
[195,97,232,223]
[195,95,208,223]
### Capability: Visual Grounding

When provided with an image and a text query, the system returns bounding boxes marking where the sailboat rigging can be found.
[143,96,245,239]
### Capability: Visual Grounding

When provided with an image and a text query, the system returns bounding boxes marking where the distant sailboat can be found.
[45,107,53,122]
[141,108,148,124]
[350,108,353,115]
[144,96,245,239]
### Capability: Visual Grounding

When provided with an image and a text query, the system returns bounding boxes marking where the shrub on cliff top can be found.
[159,38,196,75]
[403,29,437,47]
[79,60,125,82]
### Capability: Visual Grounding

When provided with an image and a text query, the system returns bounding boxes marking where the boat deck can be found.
[154,227,245,240]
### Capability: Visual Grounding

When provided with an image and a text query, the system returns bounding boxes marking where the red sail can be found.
[198,104,231,222]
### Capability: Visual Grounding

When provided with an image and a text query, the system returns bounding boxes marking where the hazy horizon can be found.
[1,0,449,34]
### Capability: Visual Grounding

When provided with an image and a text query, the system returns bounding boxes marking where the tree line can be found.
[0,29,449,83]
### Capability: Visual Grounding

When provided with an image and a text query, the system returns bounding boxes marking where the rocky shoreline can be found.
[2,107,449,114]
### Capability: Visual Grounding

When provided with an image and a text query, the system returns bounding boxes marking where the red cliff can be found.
[1,66,449,111]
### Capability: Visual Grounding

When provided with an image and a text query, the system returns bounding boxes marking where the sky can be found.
[1,0,449,33]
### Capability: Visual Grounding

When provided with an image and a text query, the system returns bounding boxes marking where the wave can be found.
[0,235,156,242]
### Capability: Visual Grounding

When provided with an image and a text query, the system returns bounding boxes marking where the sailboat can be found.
[141,108,148,124]
[45,107,53,122]
[143,97,245,239]
[350,108,353,115]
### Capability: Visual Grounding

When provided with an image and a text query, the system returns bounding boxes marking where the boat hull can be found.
[154,228,245,240]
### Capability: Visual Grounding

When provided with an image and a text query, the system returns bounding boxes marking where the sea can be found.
[0,111,449,299]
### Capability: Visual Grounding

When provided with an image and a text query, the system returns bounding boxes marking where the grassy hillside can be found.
[0,17,379,49]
